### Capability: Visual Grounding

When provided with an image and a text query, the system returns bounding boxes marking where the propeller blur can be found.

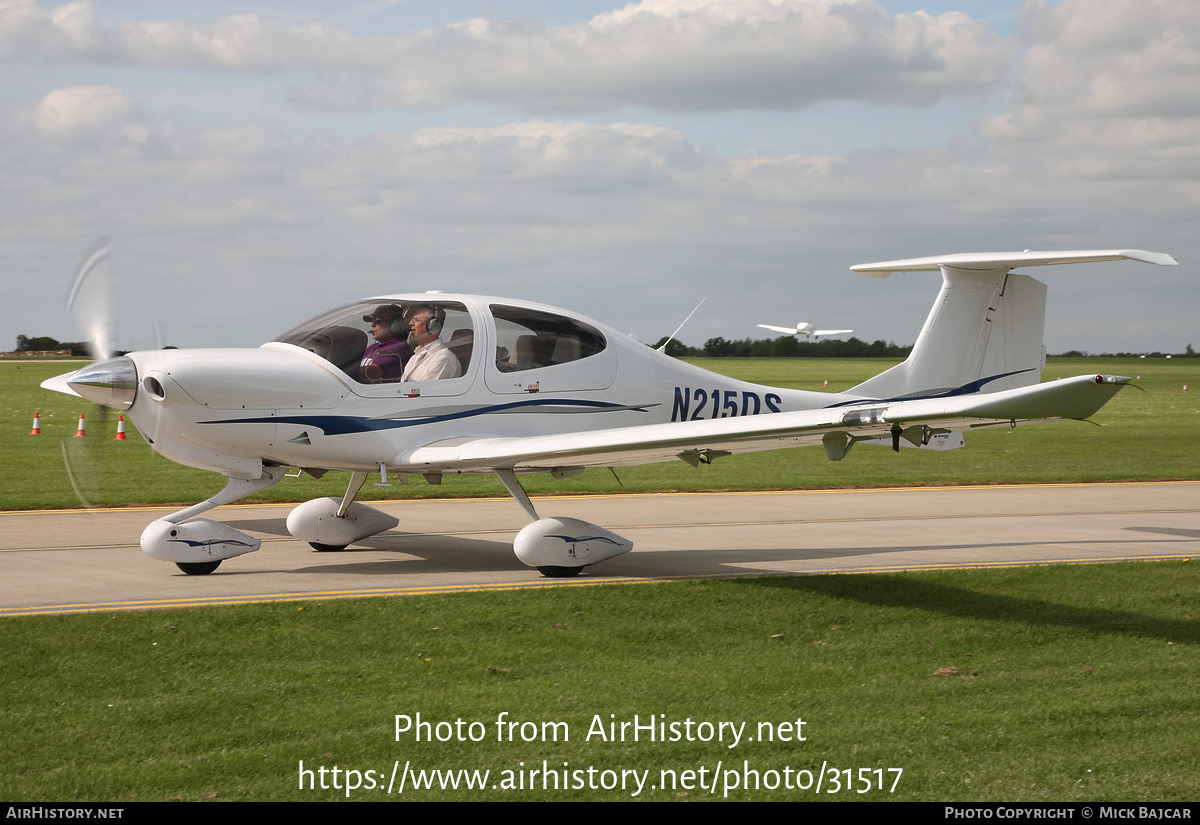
[43,249,1178,576]
[65,237,116,360]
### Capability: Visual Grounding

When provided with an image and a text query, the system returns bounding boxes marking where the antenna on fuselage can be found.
[656,297,706,354]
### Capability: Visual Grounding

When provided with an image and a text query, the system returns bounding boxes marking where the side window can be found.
[273,300,473,383]
[491,305,606,373]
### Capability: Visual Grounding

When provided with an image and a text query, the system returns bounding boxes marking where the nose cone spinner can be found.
[66,356,138,410]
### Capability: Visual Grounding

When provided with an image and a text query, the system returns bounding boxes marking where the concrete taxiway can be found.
[1,482,1197,616]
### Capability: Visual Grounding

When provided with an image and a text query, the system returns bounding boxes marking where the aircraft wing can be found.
[405,374,1129,471]
[757,324,800,334]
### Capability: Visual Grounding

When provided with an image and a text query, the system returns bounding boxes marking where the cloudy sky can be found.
[1,0,1195,355]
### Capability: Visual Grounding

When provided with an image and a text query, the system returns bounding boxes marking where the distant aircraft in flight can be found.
[757,320,853,339]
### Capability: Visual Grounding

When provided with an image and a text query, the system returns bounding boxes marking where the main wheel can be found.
[176,560,221,575]
[537,565,584,578]
[309,542,349,552]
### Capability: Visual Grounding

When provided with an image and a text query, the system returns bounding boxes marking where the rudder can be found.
[849,267,1045,400]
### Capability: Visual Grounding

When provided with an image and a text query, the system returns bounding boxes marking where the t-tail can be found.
[845,250,1178,401]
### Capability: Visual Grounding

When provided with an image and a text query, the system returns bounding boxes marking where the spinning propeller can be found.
[57,238,129,508]
[66,237,116,359]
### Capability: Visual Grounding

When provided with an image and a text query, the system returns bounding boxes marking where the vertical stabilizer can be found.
[850,266,1044,400]
[845,248,1177,401]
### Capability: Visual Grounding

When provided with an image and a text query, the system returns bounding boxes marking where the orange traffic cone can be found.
[115,414,127,440]
[74,413,87,437]
[30,412,41,435]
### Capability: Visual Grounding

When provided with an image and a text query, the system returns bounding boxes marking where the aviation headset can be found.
[406,304,446,336]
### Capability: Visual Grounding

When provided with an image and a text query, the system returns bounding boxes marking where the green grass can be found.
[4,357,1198,802]
[3,357,1198,510]
[2,562,1197,801]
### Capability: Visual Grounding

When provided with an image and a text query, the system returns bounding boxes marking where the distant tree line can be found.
[1053,344,1198,358]
[651,335,1199,360]
[652,335,912,359]
[10,335,169,356]
[13,335,90,355]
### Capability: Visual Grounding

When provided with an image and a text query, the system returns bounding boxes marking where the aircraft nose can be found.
[67,356,138,410]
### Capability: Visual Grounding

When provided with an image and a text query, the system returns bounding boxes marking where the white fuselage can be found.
[121,294,854,480]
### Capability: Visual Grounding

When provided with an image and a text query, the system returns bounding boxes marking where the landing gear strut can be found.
[494,469,632,576]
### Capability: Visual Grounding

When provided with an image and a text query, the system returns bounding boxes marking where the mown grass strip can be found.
[2,561,1197,801]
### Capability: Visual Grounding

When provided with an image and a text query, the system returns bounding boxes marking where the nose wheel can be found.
[176,560,222,575]
[537,565,584,578]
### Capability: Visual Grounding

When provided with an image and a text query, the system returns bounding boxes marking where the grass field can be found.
[2,357,1198,510]
[2,356,1197,802]
[2,562,1197,801]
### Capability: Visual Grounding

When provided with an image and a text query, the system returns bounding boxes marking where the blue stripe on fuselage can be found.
[198,397,649,435]
[821,368,1036,408]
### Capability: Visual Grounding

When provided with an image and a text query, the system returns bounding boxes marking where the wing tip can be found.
[1116,249,1179,267]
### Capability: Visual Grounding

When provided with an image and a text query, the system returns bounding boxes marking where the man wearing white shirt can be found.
[401,305,462,381]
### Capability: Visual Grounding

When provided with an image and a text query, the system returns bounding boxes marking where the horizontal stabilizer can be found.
[852,249,1179,278]
[883,374,1129,424]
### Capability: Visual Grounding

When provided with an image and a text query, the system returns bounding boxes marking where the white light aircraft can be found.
[757,320,853,339]
[43,249,1177,577]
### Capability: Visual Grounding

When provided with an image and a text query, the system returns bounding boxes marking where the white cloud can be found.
[0,1,363,69]
[29,84,141,142]
[1014,0,1200,119]
[978,0,1200,179]
[2,0,1012,112]
[0,2,1195,355]
[350,0,1012,112]
[2,94,1191,353]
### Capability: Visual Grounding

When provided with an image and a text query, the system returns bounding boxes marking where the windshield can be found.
[273,300,473,384]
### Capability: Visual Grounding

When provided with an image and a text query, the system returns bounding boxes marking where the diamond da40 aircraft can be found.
[43,248,1177,576]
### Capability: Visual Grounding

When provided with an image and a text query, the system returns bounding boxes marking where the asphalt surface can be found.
[2,482,1197,616]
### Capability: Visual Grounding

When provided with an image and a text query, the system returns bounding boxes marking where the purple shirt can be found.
[360,336,412,382]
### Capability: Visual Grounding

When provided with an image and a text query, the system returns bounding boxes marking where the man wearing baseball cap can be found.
[359,304,413,382]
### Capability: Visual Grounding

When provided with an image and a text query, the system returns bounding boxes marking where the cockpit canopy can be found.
[273,300,474,384]
[272,298,608,385]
